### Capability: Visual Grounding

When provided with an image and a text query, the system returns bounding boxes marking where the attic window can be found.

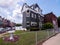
[27,10,29,13]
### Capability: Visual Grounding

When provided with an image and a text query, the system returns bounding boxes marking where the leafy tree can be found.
[57,16,60,27]
[15,24,22,26]
[42,23,53,30]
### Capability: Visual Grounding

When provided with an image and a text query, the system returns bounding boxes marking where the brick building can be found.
[44,12,58,30]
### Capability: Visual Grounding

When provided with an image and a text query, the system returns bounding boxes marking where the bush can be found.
[42,23,53,30]
[15,24,22,26]
[30,28,39,31]
[26,27,39,31]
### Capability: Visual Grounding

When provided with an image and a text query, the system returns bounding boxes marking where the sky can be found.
[0,0,60,24]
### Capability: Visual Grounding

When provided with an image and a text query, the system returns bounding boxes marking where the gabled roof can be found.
[30,3,40,10]
[44,12,57,18]
[21,3,44,17]
[21,3,28,12]
[21,3,42,12]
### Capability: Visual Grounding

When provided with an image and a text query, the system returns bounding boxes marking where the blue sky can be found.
[0,0,60,24]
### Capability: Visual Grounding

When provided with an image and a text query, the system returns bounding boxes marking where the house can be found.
[0,16,15,28]
[0,16,3,27]
[44,12,58,30]
[21,3,44,30]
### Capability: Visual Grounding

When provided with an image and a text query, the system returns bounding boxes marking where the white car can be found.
[0,28,6,33]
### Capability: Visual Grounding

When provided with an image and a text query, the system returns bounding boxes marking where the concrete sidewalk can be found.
[0,32,8,38]
[43,33,60,45]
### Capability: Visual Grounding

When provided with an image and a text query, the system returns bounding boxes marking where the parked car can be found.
[0,28,6,33]
[5,27,11,31]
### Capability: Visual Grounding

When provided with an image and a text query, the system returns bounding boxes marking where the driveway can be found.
[43,33,60,45]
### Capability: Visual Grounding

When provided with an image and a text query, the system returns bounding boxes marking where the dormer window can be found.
[31,6,33,9]
[35,7,39,12]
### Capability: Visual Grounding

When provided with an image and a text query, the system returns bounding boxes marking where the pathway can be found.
[43,33,60,45]
[0,32,8,38]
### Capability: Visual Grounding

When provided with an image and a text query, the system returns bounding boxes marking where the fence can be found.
[0,29,59,45]
[14,29,58,45]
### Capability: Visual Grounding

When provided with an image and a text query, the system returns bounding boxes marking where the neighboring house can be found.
[2,19,8,28]
[44,12,58,30]
[21,3,44,30]
[0,16,15,28]
[0,16,3,27]
[6,20,11,27]
[9,22,15,27]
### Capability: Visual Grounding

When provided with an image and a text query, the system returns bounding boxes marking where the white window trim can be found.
[31,22,37,26]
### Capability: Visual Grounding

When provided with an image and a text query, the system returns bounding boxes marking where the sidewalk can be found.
[0,32,8,38]
[43,33,60,45]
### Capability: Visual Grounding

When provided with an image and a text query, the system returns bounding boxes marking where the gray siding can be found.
[22,12,26,28]
[22,10,43,29]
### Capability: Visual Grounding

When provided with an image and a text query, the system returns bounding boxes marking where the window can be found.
[38,15,40,20]
[31,6,33,9]
[31,13,34,18]
[39,22,42,27]
[27,10,29,13]
[35,15,36,18]
[31,22,37,26]
[26,10,30,17]
[35,7,39,12]
[27,21,29,23]
[26,22,30,27]
[26,15,30,17]
[39,15,40,18]
[27,25,30,27]
[26,10,30,14]
[27,23,29,25]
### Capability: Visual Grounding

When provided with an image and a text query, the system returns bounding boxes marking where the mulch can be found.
[3,35,19,42]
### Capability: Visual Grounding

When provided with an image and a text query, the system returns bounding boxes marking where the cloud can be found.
[0,7,10,18]
[6,7,23,24]
[0,0,25,7]
[0,0,26,24]
[10,4,23,23]
[12,5,22,17]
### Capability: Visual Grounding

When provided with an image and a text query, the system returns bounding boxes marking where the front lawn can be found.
[0,30,53,45]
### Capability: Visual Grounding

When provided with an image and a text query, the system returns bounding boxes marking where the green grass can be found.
[0,30,53,45]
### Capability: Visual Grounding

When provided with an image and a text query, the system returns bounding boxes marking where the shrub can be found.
[42,23,53,30]
[30,28,39,31]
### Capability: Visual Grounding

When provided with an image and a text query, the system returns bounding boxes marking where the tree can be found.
[42,23,53,30]
[57,16,60,27]
[15,24,22,26]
